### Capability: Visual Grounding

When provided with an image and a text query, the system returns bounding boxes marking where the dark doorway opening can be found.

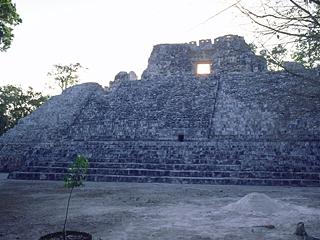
[178,134,184,142]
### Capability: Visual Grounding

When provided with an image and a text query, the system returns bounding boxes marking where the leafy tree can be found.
[0,85,49,134]
[63,155,89,240]
[237,0,320,68]
[292,14,320,68]
[248,43,258,54]
[260,44,288,70]
[47,63,84,92]
[0,0,22,51]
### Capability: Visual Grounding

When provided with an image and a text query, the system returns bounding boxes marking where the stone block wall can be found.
[142,34,267,78]
[1,68,319,172]
[70,74,218,141]
[0,83,103,171]
[0,35,319,186]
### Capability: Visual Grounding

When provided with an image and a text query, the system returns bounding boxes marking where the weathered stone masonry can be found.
[1,34,320,186]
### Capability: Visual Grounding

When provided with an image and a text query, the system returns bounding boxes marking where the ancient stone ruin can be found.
[1,34,320,186]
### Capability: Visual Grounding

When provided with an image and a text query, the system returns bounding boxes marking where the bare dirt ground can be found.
[0,173,319,240]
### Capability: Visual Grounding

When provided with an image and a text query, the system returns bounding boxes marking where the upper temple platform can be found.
[141,34,267,79]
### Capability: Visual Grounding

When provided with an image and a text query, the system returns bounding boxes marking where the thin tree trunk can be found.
[63,187,74,240]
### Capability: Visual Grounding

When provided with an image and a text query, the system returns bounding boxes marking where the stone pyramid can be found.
[1,35,320,186]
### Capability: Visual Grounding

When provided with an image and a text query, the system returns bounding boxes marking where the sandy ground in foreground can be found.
[0,173,319,240]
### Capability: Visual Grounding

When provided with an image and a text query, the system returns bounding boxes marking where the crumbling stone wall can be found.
[77,70,320,142]
[70,74,218,141]
[142,34,267,78]
[0,35,319,186]
[0,83,103,171]
[212,71,320,138]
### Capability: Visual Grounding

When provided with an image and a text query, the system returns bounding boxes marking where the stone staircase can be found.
[7,139,320,186]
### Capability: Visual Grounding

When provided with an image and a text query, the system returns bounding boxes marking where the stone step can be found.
[8,172,320,186]
[56,142,320,156]
[29,162,241,171]
[25,141,320,167]
[22,166,320,180]
[28,146,320,162]
[95,158,242,164]
[30,157,243,165]
[243,164,320,172]
[28,157,320,173]
[28,160,320,172]
[25,167,238,178]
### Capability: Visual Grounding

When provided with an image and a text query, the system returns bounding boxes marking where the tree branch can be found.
[289,0,320,27]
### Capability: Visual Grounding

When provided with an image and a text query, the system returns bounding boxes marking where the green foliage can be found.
[248,43,257,54]
[0,0,22,51]
[260,44,287,71]
[239,0,320,69]
[47,63,84,92]
[292,5,320,68]
[0,85,49,135]
[293,39,320,68]
[63,155,89,239]
[64,155,89,189]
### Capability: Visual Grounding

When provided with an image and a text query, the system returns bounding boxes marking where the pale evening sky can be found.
[0,0,257,94]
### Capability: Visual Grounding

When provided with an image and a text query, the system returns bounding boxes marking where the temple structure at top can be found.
[141,34,267,79]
